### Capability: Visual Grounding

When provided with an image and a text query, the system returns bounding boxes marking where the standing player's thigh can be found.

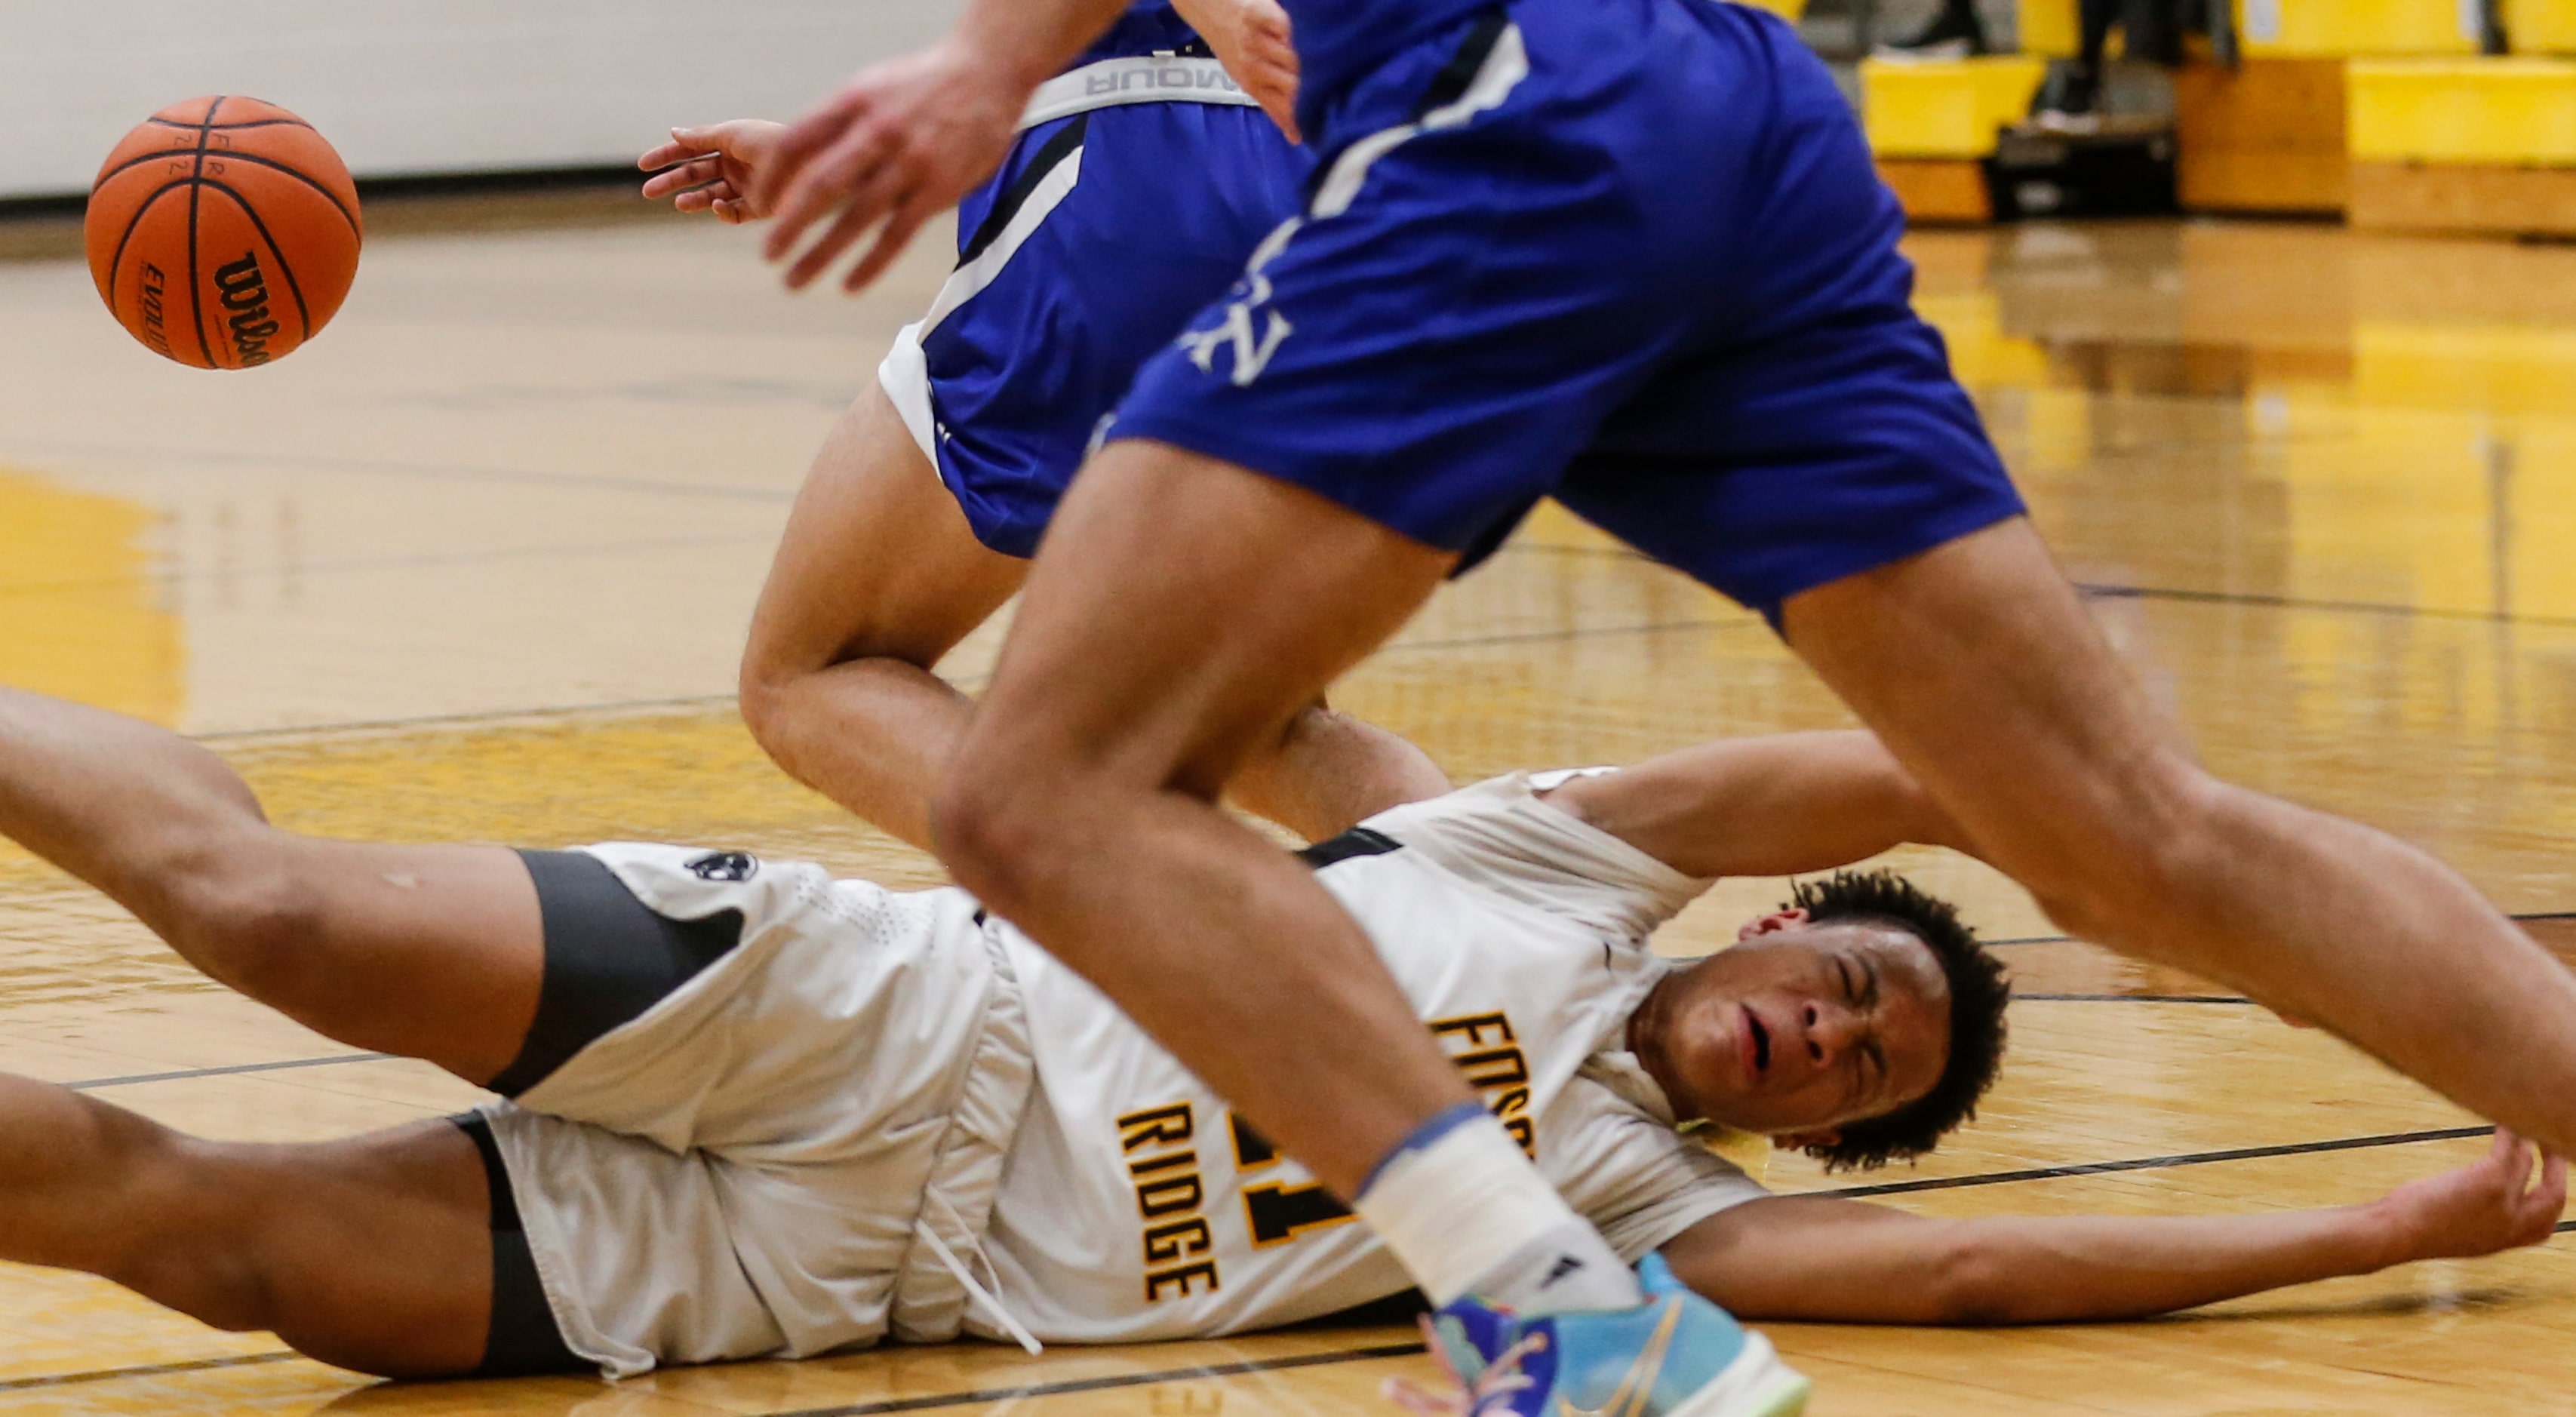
[968,443,1456,800]
[742,384,1027,687]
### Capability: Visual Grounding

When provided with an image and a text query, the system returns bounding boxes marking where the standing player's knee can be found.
[2015,755,2229,948]
[736,648,798,761]
[929,752,1082,918]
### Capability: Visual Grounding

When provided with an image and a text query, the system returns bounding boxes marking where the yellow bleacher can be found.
[2347,56,2576,234]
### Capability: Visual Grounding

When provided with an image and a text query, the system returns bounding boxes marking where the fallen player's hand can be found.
[2369,1127,2567,1264]
[757,41,1028,293]
[1182,0,1302,142]
[641,121,786,224]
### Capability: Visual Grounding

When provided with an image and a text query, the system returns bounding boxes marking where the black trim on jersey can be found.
[1416,11,1512,118]
[487,850,744,1098]
[1296,825,1404,869]
[958,113,1089,269]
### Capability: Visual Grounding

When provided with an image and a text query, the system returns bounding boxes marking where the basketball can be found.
[84,97,362,369]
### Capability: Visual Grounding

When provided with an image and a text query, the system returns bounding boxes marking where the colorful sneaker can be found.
[1387,1254,1810,1416]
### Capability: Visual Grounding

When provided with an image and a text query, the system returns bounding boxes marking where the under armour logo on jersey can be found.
[684,850,758,883]
[1177,217,1299,386]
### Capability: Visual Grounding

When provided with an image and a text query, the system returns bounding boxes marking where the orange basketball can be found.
[85,97,363,370]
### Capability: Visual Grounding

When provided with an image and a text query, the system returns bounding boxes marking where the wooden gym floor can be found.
[0,197,2572,1414]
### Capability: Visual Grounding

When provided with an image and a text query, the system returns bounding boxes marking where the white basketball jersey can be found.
[975,774,1769,1345]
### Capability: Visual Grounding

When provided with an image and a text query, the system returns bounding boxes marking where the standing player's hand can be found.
[1176,0,1302,141]
[756,41,1029,294]
[2368,1127,2567,1264]
[640,121,787,224]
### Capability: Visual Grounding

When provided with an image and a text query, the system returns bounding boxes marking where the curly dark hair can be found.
[1788,869,2010,1172]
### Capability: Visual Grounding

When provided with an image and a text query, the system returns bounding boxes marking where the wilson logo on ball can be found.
[213,252,280,366]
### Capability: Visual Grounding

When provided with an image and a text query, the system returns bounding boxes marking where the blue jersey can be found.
[877,3,1310,558]
[1109,0,2024,620]
[1281,0,1495,126]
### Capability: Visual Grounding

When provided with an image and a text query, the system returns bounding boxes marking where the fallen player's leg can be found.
[0,687,544,1083]
[0,1078,504,1377]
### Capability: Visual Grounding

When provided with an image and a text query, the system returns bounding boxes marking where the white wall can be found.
[2,2,964,199]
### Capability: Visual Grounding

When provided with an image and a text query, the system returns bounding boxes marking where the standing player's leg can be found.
[936,443,1655,1320]
[1781,520,2576,1150]
[737,386,1029,851]
[0,1091,500,1377]
[736,391,1447,853]
[0,687,539,1083]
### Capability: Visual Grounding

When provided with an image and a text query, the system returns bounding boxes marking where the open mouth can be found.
[1743,1004,1772,1078]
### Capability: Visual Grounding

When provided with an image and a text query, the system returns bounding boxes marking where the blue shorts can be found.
[1109,0,2026,621]
[880,67,1310,558]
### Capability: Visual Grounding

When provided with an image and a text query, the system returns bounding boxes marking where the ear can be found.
[1737,908,1809,941]
[1772,1129,1842,1153]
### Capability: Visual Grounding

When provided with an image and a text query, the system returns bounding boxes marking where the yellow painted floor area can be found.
[0,202,2574,1412]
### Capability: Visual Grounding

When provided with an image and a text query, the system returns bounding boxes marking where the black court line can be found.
[1825,1125,2497,1199]
[2074,581,2576,631]
[948,614,1769,694]
[189,693,739,742]
[67,1053,395,1091]
[0,1350,300,1392]
[0,437,797,505]
[1499,539,2576,632]
[0,532,776,603]
[1985,909,2576,951]
[763,1342,1428,1417]
[2015,992,2254,1004]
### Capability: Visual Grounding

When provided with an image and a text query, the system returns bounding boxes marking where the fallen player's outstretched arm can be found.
[1541,730,1982,880]
[1661,1129,2565,1325]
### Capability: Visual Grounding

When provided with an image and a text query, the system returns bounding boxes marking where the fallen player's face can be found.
[1633,921,1951,1139]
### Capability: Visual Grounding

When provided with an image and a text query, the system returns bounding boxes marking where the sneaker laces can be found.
[1383,1316,1545,1415]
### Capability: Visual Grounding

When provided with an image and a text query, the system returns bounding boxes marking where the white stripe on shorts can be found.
[921,146,1087,340]
[1018,55,1259,131]
[876,141,1090,460]
[1310,22,1529,220]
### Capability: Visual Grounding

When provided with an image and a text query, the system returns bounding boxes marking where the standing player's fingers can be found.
[844,197,930,291]
[674,182,739,214]
[765,122,893,263]
[782,200,885,290]
[755,95,866,214]
[641,157,722,199]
